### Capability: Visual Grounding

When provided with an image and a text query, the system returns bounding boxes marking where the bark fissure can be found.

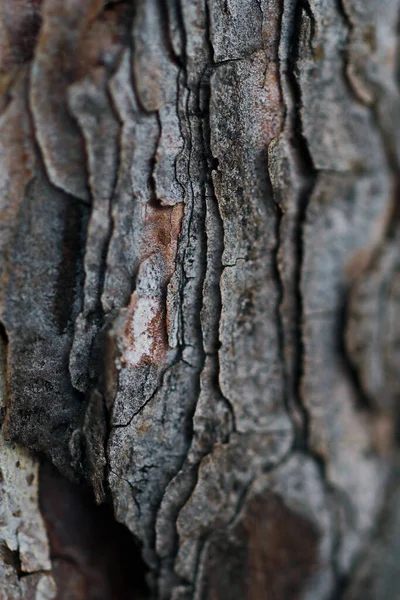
[282,0,317,451]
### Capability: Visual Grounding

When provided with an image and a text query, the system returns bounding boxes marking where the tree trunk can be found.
[0,0,400,598]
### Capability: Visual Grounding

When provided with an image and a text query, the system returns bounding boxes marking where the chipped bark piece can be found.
[29,0,102,201]
[119,202,184,368]
[109,360,201,566]
[30,0,127,202]
[219,260,290,433]
[210,51,282,266]
[0,438,52,576]
[103,51,160,315]
[154,356,234,593]
[120,261,168,369]
[154,103,185,208]
[200,193,224,356]
[209,48,289,435]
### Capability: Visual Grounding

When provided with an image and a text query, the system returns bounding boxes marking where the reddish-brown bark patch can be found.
[200,491,320,600]
[120,202,183,368]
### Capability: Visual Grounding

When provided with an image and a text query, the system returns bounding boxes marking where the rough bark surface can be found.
[0,0,400,598]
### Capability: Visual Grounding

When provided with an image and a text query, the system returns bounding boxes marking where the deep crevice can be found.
[287,0,318,452]
[1,543,23,580]
[53,198,89,336]
[0,322,8,346]
[39,460,150,600]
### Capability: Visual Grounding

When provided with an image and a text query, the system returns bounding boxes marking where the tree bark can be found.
[0,0,400,598]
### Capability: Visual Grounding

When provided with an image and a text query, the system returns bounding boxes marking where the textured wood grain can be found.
[0,0,399,598]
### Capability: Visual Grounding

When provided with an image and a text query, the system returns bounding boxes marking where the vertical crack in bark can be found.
[268,0,295,457]
[287,0,317,452]
[200,74,237,431]
[148,1,212,588]
[106,0,212,584]
[170,4,297,597]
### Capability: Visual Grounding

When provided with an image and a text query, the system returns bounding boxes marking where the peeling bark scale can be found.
[0,0,400,598]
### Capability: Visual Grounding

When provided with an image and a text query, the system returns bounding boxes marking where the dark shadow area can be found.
[39,461,150,600]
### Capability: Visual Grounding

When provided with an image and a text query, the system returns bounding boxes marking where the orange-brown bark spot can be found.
[141,202,184,270]
[119,202,183,368]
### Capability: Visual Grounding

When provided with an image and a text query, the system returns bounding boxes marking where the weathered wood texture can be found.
[0,0,400,598]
